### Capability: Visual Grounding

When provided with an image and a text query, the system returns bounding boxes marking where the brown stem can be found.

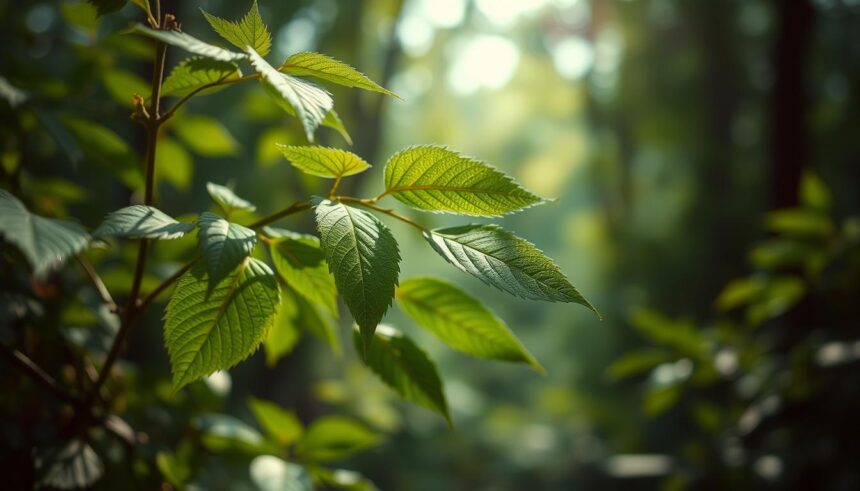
[77,255,117,312]
[0,345,78,405]
[338,197,426,231]
[248,200,312,229]
[159,74,260,124]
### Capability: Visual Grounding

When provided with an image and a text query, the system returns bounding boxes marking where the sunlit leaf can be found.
[164,259,279,389]
[277,145,370,179]
[162,57,241,98]
[155,137,193,190]
[202,0,272,56]
[206,182,257,213]
[156,452,190,489]
[249,397,304,446]
[800,171,831,210]
[383,145,544,217]
[397,277,543,372]
[196,212,257,288]
[61,2,99,33]
[296,416,378,462]
[93,205,194,240]
[314,198,400,350]
[173,114,238,157]
[766,208,833,237]
[101,69,150,107]
[280,52,398,98]
[131,24,247,62]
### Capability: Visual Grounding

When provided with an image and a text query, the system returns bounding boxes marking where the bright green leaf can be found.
[155,452,190,489]
[250,456,312,491]
[383,145,544,217]
[800,171,831,210]
[173,114,238,157]
[264,291,302,365]
[268,230,338,317]
[202,1,272,56]
[247,46,333,142]
[249,397,304,446]
[296,417,378,462]
[766,208,833,237]
[206,182,256,213]
[397,277,543,372]
[130,24,247,62]
[196,212,257,288]
[61,2,99,33]
[277,145,370,179]
[356,325,450,424]
[322,110,353,145]
[156,137,193,190]
[424,224,598,314]
[280,52,398,98]
[162,57,242,98]
[164,258,279,389]
[101,69,150,107]
[93,205,194,240]
[0,190,90,276]
[314,198,400,350]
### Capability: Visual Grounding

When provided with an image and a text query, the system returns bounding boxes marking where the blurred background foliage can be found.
[2,0,860,489]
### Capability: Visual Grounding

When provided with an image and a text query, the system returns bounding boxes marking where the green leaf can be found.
[313,468,379,491]
[249,397,304,446]
[101,69,150,107]
[206,182,257,213]
[156,452,190,489]
[62,117,142,188]
[0,190,90,276]
[313,198,400,350]
[202,0,272,56]
[607,349,675,380]
[277,145,370,179]
[396,277,543,372]
[36,440,104,489]
[87,0,125,16]
[383,145,544,217]
[164,258,279,389]
[766,208,833,237]
[264,293,303,366]
[280,52,398,98]
[296,417,378,462]
[630,310,706,358]
[356,325,450,424]
[268,230,338,317]
[156,137,193,190]
[800,171,831,210]
[250,456,313,491]
[61,2,99,33]
[162,57,242,98]
[197,212,257,288]
[130,24,247,62]
[247,46,333,142]
[93,205,194,240]
[196,414,273,454]
[173,114,238,157]
[322,110,353,145]
[424,224,598,314]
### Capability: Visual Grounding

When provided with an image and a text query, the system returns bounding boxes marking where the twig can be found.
[77,255,117,312]
[337,197,426,231]
[0,345,78,405]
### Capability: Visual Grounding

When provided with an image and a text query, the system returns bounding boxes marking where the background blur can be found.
[3,0,860,489]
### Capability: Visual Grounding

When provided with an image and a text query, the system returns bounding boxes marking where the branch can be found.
[77,255,117,312]
[0,345,79,405]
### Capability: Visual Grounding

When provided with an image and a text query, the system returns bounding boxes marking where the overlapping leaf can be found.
[424,224,598,315]
[355,325,450,424]
[397,277,543,372]
[280,52,398,98]
[93,205,194,240]
[268,230,337,316]
[202,0,272,56]
[247,47,333,142]
[383,145,544,216]
[0,190,90,275]
[162,57,241,97]
[277,145,370,179]
[164,258,279,389]
[206,182,256,213]
[196,212,257,288]
[131,24,247,62]
[313,199,400,350]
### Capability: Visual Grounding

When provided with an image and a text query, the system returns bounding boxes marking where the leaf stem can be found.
[77,255,117,312]
[338,197,426,231]
[248,200,312,229]
[159,74,261,124]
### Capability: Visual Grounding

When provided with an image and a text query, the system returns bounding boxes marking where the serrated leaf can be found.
[268,230,337,316]
[173,114,238,157]
[296,417,378,462]
[202,0,272,56]
[277,145,370,179]
[396,277,543,372]
[280,52,398,98]
[251,456,313,491]
[264,293,303,366]
[93,205,194,240]
[196,212,257,289]
[247,46,333,142]
[164,258,279,389]
[424,224,598,314]
[162,57,242,97]
[206,182,256,213]
[383,145,544,217]
[0,190,90,276]
[130,24,247,62]
[249,397,304,446]
[355,325,450,424]
[313,199,400,350]
[36,440,104,489]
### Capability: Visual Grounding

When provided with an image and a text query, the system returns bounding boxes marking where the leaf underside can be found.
[131,24,247,62]
[280,52,398,98]
[93,205,193,240]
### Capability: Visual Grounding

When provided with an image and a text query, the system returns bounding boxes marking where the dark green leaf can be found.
[196,212,257,288]
[87,0,125,16]
[268,230,337,317]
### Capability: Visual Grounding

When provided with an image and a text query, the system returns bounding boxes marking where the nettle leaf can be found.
[280,52,398,98]
[314,198,400,350]
[249,397,304,446]
[93,205,194,240]
[197,212,257,288]
[424,224,599,315]
[162,57,242,98]
[355,325,450,424]
[131,24,247,62]
[383,145,543,217]
[277,145,370,179]
[173,115,238,157]
[247,47,333,142]
[0,190,90,276]
[250,456,312,491]
[296,417,378,462]
[397,277,543,372]
[164,258,279,389]
[206,182,256,213]
[268,230,338,317]
[202,0,272,56]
